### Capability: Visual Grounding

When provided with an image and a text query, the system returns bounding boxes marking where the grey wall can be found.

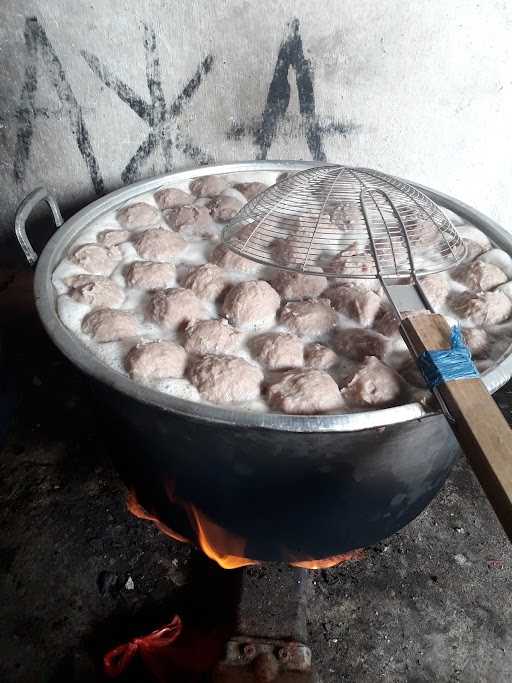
[2,0,512,264]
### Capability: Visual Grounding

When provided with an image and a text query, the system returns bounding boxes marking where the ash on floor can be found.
[1,270,512,682]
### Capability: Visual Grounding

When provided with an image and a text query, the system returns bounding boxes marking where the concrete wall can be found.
[2,0,512,264]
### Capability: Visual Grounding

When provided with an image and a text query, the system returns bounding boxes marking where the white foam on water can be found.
[51,171,511,415]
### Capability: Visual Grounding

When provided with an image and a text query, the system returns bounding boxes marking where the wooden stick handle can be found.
[401,313,512,541]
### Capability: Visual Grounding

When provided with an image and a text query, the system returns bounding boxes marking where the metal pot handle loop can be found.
[15,187,64,266]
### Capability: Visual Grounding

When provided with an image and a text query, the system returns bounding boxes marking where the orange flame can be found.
[127,488,364,570]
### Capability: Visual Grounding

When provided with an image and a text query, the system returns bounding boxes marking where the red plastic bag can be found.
[104,614,225,682]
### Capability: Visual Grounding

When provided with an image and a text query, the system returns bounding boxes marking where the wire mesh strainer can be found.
[223,165,466,282]
[222,164,512,543]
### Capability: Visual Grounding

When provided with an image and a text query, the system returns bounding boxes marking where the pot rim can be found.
[32,160,512,433]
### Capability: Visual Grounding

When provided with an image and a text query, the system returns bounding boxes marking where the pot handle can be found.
[15,187,64,266]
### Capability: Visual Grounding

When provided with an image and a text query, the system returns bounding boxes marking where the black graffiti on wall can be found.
[228,19,355,160]
[14,17,104,193]
[13,16,354,191]
[82,24,215,184]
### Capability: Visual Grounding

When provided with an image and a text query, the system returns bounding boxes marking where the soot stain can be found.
[82,25,214,183]
[14,17,104,194]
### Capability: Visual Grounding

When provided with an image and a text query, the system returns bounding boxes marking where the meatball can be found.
[163,205,211,233]
[125,261,175,289]
[340,356,402,408]
[449,290,512,325]
[81,308,138,342]
[65,274,125,308]
[97,229,130,247]
[154,187,193,209]
[323,242,375,277]
[208,196,243,222]
[453,260,507,292]
[334,328,388,361]
[187,355,263,403]
[183,319,242,355]
[325,202,360,229]
[271,228,312,268]
[373,307,401,337]
[462,238,487,262]
[479,249,512,279]
[235,182,268,201]
[326,284,382,327]
[70,243,121,275]
[250,332,303,370]
[149,288,203,330]
[399,359,426,388]
[189,175,228,197]
[222,281,281,328]
[132,228,186,261]
[210,243,261,274]
[117,202,160,228]
[304,343,338,370]
[419,274,449,309]
[183,263,227,301]
[271,270,328,301]
[125,340,187,381]
[462,327,489,359]
[278,299,337,337]
[267,369,342,414]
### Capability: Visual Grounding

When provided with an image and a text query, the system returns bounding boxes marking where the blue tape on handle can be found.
[417,325,479,389]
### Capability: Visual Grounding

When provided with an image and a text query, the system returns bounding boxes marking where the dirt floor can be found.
[1,270,512,682]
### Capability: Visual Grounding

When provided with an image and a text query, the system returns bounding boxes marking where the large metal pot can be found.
[16,161,512,562]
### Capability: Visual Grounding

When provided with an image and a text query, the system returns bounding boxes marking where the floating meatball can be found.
[458,226,491,253]
[208,196,243,222]
[278,299,337,337]
[189,175,228,197]
[267,369,342,414]
[479,249,512,279]
[66,274,125,308]
[154,187,193,209]
[270,270,328,301]
[149,288,203,330]
[419,274,449,309]
[222,281,281,328]
[97,229,130,247]
[334,328,388,362]
[326,284,382,327]
[163,205,211,233]
[325,202,360,229]
[373,307,401,337]
[340,356,402,408]
[324,242,375,277]
[399,359,426,388]
[117,202,160,228]
[125,261,175,289]
[453,260,507,292]
[463,238,487,262]
[183,263,227,301]
[187,355,263,403]
[235,182,268,201]
[210,243,261,274]
[70,243,121,275]
[304,343,338,370]
[271,228,312,268]
[126,340,187,381]
[81,308,138,342]
[462,327,489,359]
[132,228,186,261]
[183,319,242,355]
[449,290,512,325]
[250,332,303,370]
